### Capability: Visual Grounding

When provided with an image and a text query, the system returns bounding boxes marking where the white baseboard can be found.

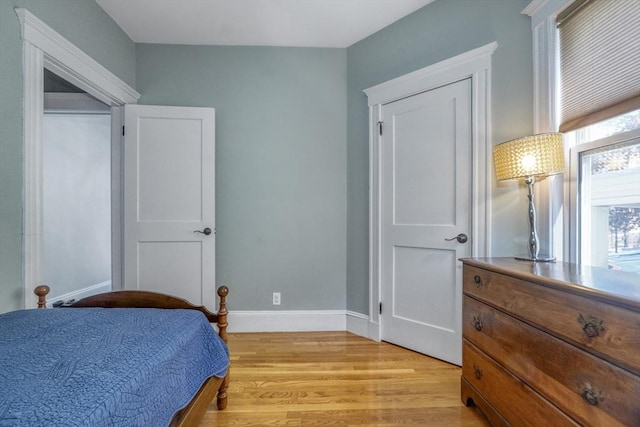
[368,321,381,342]
[225,310,381,337]
[346,310,369,337]
[228,310,347,333]
[47,281,112,307]
[345,311,381,342]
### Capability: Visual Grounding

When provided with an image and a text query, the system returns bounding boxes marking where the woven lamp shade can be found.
[493,133,565,181]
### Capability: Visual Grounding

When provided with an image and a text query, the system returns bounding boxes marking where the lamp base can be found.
[514,255,556,262]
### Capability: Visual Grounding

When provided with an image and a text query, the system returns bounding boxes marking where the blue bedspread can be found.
[0,308,229,427]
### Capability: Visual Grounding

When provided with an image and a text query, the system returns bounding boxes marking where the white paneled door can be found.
[123,105,216,309]
[380,78,472,365]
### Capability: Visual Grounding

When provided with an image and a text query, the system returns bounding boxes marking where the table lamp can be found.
[493,133,565,262]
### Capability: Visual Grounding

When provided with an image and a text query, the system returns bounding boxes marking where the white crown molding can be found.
[364,41,498,106]
[522,0,549,17]
[15,8,139,106]
[523,0,573,29]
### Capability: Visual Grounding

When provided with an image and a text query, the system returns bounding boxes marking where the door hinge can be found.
[122,125,125,136]
[377,121,383,136]
[379,302,382,315]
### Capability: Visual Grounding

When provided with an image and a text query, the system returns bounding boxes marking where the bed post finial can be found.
[216,286,229,343]
[34,285,50,309]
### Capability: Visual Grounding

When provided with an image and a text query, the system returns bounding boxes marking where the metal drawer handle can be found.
[581,383,603,406]
[473,275,483,288]
[578,313,604,338]
[473,316,483,332]
[473,365,483,380]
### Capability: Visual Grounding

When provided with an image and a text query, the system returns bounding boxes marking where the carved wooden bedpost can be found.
[216,285,229,410]
[34,285,50,309]
[216,286,229,342]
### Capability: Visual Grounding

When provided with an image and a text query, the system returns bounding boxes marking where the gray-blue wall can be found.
[0,0,535,316]
[346,0,534,314]
[0,0,135,312]
[136,45,347,310]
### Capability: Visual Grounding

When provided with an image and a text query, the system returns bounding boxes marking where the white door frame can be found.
[16,8,140,309]
[364,42,497,341]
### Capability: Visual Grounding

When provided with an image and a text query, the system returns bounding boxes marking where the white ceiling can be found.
[95,0,434,48]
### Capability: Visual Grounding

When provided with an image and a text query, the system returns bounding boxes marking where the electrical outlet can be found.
[272,292,281,305]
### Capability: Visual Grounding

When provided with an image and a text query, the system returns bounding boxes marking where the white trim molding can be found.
[22,41,45,310]
[346,310,369,338]
[523,0,573,29]
[16,9,139,106]
[45,281,112,308]
[523,0,573,261]
[17,8,139,309]
[227,310,347,333]
[226,310,385,336]
[364,42,498,106]
[44,93,111,113]
[363,42,496,339]
[522,0,573,132]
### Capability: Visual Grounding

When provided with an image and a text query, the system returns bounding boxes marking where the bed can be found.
[0,285,230,427]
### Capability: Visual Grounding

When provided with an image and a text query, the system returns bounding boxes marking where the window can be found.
[556,0,640,271]
[525,0,639,266]
[567,112,640,273]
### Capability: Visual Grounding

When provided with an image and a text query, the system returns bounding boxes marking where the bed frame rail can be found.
[36,286,226,323]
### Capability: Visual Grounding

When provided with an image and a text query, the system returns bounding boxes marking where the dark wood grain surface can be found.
[461,257,640,310]
[461,258,640,427]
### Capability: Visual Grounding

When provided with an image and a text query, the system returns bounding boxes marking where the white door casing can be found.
[17,8,140,309]
[123,105,216,308]
[380,79,471,365]
[365,42,495,348]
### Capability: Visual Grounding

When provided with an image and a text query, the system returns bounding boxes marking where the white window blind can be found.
[558,0,640,132]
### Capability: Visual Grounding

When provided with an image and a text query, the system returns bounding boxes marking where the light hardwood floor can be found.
[201,332,490,426]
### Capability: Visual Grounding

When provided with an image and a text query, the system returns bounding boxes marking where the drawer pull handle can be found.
[578,314,604,338]
[473,275,483,288]
[473,365,483,380]
[581,383,603,406]
[473,316,483,332]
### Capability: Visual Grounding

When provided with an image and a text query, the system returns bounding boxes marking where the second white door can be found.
[123,105,216,309]
[380,78,472,365]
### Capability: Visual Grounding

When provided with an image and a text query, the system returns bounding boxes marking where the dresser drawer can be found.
[463,296,640,427]
[462,340,579,427]
[464,265,640,374]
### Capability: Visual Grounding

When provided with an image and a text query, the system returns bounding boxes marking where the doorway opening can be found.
[43,70,112,305]
[17,8,139,309]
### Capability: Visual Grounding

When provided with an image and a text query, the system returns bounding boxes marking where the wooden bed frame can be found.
[34,285,230,427]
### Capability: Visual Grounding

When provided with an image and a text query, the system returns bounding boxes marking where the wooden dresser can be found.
[460,258,640,427]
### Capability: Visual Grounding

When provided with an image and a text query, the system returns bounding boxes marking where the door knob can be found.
[194,227,212,236]
[445,233,468,244]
